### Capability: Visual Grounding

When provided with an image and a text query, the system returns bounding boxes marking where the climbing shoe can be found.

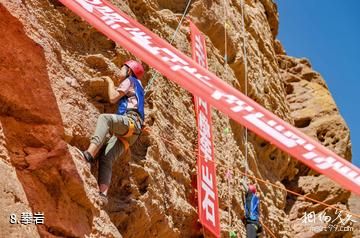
[74,147,95,163]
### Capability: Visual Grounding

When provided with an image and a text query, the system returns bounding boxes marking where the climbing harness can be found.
[117,137,130,152]
[60,0,360,197]
[62,0,355,236]
[115,119,134,152]
[115,111,142,152]
[142,124,360,238]
[238,170,360,219]
[121,119,136,138]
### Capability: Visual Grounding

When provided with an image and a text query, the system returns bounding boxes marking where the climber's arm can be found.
[241,177,248,191]
[106,77,125,104]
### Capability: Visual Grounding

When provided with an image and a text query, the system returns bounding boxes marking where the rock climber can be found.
[76,60,145,204]
[241,179,262,238]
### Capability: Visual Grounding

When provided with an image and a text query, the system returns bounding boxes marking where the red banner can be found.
[59,0,360,195]
[190,21,220,237]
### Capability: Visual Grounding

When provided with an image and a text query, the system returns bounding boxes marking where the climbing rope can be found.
[146,127,280,237]
[260,220,277,238]
[240,0,250,180]
[237,170,360,219]
[143,126,360,220]
[222,0,234,230]
[142,125,360,238]
[140,3,359,238]
[144,0,192,94]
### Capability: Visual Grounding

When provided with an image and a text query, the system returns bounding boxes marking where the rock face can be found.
[0,0,355,238]
[349,194,360,238]
[278,55,354,238]
[0,3,120,237]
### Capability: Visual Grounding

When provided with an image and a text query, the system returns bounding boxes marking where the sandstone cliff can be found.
[0,0,356,237]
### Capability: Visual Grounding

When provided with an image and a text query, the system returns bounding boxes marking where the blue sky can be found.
[276,1,360,167]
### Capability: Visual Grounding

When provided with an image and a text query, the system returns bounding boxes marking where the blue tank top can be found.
[245,194,260,221]
[116,76,145,121]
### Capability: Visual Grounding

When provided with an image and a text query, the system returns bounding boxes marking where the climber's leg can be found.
[98,135,126,195]
[82,114,130,161]
[97,114,141,195]
[246,223,257,238]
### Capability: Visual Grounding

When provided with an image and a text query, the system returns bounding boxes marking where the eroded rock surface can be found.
[0,0,355,237]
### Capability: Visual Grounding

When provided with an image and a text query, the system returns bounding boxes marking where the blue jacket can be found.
[116,76,145,121]
[244,193,260,222]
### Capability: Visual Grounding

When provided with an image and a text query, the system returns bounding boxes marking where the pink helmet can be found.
[249,184,256,194]
[124,60,144,79]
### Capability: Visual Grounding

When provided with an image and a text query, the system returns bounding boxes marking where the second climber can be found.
[241,179,262,238]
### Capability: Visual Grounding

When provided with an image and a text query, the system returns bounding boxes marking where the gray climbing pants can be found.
[246,223,260,238]
[90,113,142,185]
